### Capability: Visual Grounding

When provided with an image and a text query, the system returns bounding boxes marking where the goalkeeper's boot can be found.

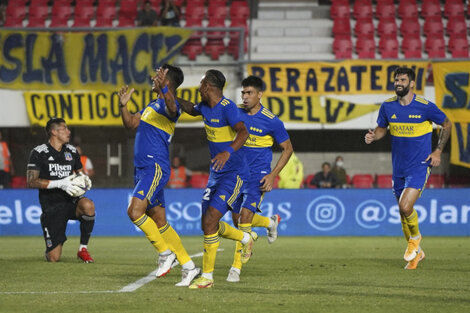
[175,267,201,287]
[189,276,214,289]
[404,235,421,262]
[404,247,425,270]
[241,231,258,264]
[267,214,281,244]
[226,268,240,283]
[77,248,94,263]
[156,252,176,278]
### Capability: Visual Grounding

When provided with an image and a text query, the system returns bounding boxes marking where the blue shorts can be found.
[232,173,265,214]
[201,170,245,216]
[393,164,431,199]
[133,163,169,208]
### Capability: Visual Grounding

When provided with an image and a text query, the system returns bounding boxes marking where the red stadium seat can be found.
[427,174,445,188]
[50,16,70,27]
[398,0,418,19]
[399,18,421,38]
[354,18,374,39]
[333,37,353,59]
[330,2,351,20]
[355,38,376,59]
[444,0,465,18]
[230,3,250,20]
[5,5,27,20]
[208,4,228,22]
[27,17,47,27]
[448,36,469,58]
[376,174,393,189]
[421,0,442,18]
[95,17,115,27]
[204,39,226,60]
[402,37,422,58]
[51,5,73,20]
[423,17,444,37]
[29,5,49,20]
[375,0,396,19]
[75,5,95,20]
[353,0,373,19]
[75,0,96,6]
[207,18,226,40]
[377,18,398,37]
[352,174,374,188]
[98,0,118,5]
[96,6,118,20]
[446,16,467,37]
[379,37,399,58]
[3,17,25,27]
[447,175,470,188]
[303,174,316,189]
[117,16,136,27]
[119,1,138,20]
[181,39,203,60]
[72,17,91,27]
[11,176,27,189]
[425,36,446,58]
[189,173,209,188]
[184,5,205,20]
[332,18,351,38]
[29,0,49,7]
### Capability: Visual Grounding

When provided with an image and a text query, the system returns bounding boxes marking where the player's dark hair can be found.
[162,63,184,89]
[394,67,416,82]
[205,69,226,90]
[45,118,66,137]
[242,75,263,91]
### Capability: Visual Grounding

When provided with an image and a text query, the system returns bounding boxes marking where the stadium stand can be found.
[402,36,423,58]
[448,35,469,58]
[303,174,316,189]
[375,0,395,19]
[376,174,393,189]
[379,37,399,58]
[425,35,446,58]
[398,0,419,19]
[189,173,209,189]
[353,0,373,19]
[332,18,351,38]
[377,18,398,37]
[330,1,350,19]
[355,37,376,59]
[421,0,443,18]
[354,17,375,39]
[352,174,374,189]
[427,174,445,188]
[333,37,353,59]
[443,0,466,18]
[399,18,421,38]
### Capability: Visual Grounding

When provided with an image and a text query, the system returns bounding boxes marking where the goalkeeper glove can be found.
[78,172,92,190]
[47,174,82,197]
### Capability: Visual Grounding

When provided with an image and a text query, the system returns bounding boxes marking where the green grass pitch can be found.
[1,236,469,313]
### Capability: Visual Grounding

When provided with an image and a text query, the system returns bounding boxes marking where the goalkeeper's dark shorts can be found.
[40,199,79,252]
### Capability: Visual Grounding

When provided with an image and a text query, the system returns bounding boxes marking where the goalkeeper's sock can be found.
[133,214,169,253]
[158,222,191,266]
[203,233,220,274]
[79,214,95,245]
[218,221,244,241]
[252,214,271,228]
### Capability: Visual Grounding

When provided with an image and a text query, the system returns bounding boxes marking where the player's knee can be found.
[127,205,142,221]
[78,198,95,215]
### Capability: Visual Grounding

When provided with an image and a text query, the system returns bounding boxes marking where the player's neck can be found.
[49,138,65,152]
[208,94,223,107]
[247,104,261,115]
[398,92,414,106]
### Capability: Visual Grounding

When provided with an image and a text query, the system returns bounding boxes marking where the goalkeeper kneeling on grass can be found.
[27,118,95,263]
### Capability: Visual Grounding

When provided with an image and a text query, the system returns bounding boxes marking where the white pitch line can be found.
[0,249,223,295]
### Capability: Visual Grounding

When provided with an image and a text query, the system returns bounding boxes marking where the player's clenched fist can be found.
[364,129,375,144]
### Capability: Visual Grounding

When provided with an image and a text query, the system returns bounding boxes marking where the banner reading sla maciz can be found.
[0,27,192,91]
[1,189,469,236]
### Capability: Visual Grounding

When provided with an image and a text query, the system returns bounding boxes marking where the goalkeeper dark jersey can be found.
[27,143,82,207]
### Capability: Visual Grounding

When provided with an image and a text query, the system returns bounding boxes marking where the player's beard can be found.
[395,84,410,97]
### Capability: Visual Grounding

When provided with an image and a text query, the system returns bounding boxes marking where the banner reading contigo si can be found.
[433,61,470,168]
[0,27,192,91]
[25,86,202,126]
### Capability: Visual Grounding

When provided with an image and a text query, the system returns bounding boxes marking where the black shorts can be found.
[40,199,79,252]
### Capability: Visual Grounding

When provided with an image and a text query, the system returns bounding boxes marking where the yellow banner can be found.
[450,122,470,168]
[0,27,192,91]
[247,60,429,95]
[25,87,202,126]
[433,61,470,168]
[261,95,379,124]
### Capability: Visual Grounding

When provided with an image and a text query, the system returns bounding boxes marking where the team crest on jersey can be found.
[64,152,73,161]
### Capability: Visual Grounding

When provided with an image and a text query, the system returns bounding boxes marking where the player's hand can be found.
[425,149,442,167]
[260,173,275,192]
[156,67,169,91]
[211,151,230,171]
[78,172,92,190]
[56,175,82,197]
[364,129,375,144]
[118,85,135,108]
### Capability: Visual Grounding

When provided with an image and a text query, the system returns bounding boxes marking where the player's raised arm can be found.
[425,117,452,166]
[119,85,141,130]
[177,97,201,116]
[261,138,294,192]
[364,126,387,144]
[155,67,179,118]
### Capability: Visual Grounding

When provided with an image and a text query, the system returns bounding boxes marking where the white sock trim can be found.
[230,267,241,274]
[241,232,250,245]
[182,260,195,270]
[79,244,87,251]
[202,272,213,280]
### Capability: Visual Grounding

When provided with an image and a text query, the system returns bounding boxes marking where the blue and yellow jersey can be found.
[239,105,290,175]
[377,94,447,176]
[194,97,245,173]
[134,98,181,169]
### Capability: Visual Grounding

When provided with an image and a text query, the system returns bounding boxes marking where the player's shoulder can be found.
[32,143,49,154]
[65,144,78,153]
[384,96,397,103]
[414,95,431,105]
[260,107,276,120]
[220,97,236,107]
